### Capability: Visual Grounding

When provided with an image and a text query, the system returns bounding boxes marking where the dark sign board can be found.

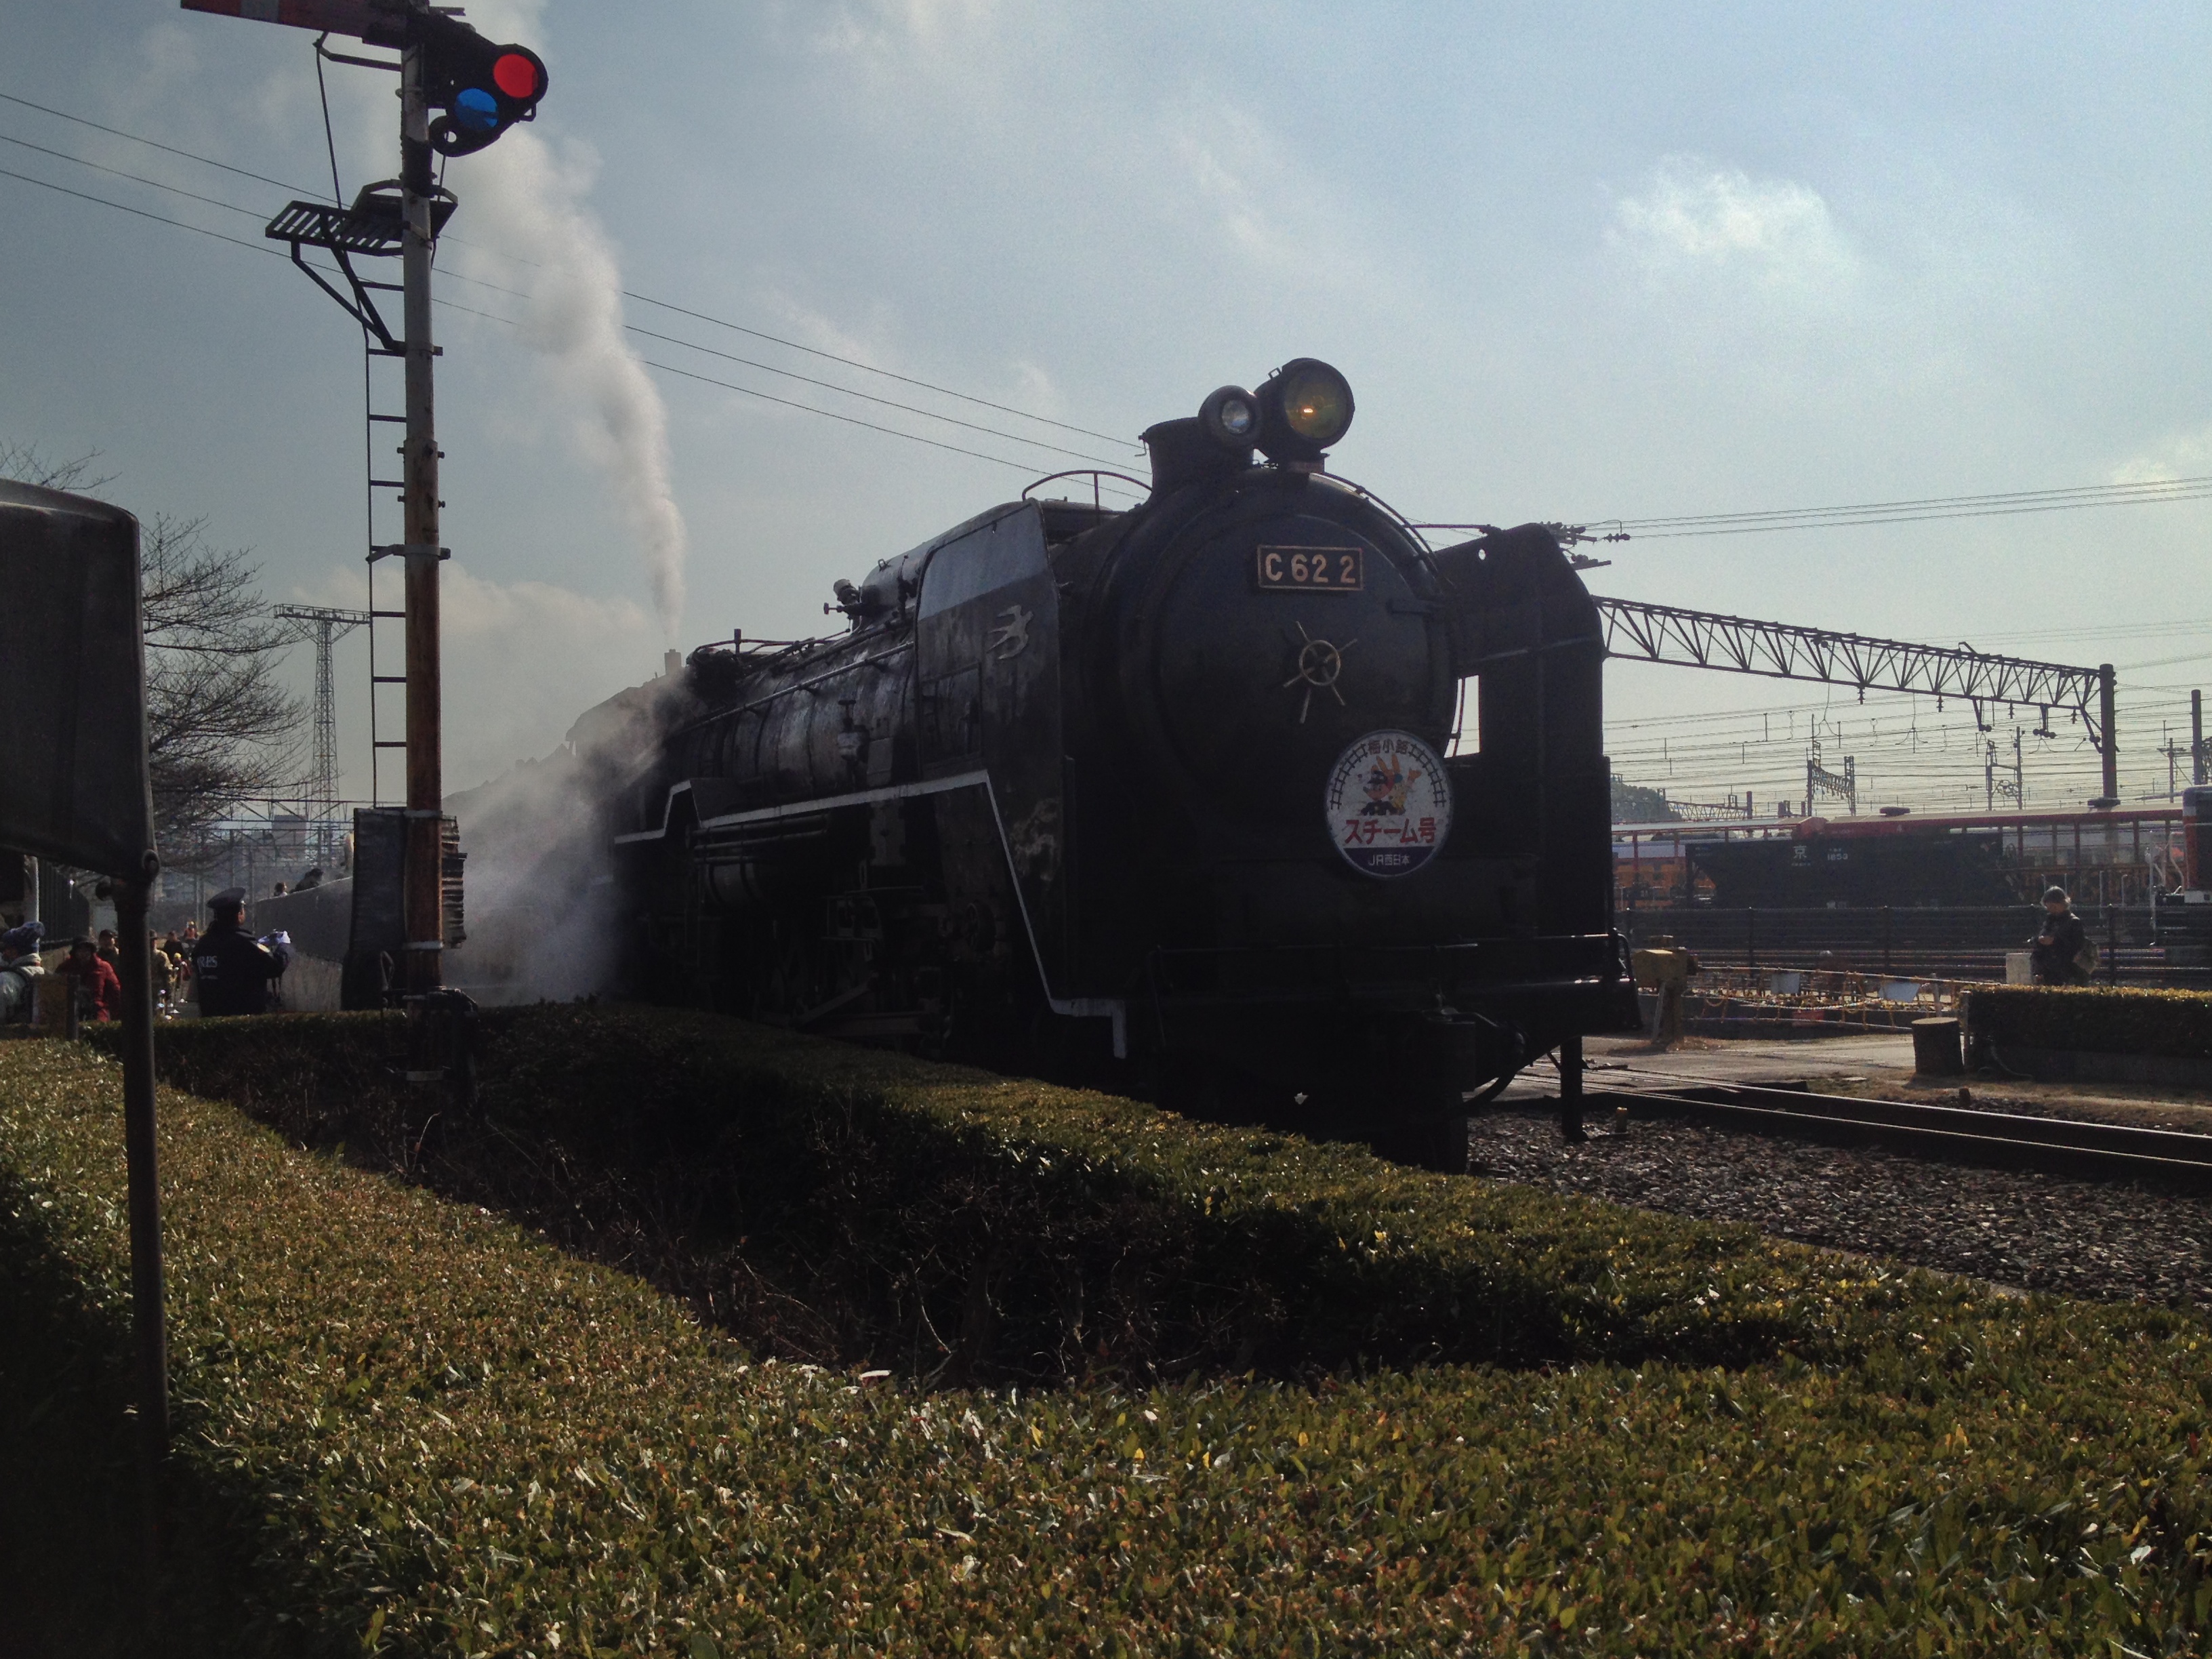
[178,0,406,42]
[0,481,155,880]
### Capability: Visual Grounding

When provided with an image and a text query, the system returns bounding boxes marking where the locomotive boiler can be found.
[615,360,1638,1164]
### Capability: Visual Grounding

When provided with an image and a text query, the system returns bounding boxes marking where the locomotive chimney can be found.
[1142,417,1250,498]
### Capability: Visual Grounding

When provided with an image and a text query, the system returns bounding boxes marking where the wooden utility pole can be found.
[400,42,445,1003]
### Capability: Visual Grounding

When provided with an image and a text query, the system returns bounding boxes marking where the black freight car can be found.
[614,362,1637,1164]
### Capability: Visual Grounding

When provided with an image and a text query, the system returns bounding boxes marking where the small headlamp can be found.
[1256,358,1355,461]
[1198,384,1259,451]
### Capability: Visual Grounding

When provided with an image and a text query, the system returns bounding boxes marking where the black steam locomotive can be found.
[616,361,1637,1160]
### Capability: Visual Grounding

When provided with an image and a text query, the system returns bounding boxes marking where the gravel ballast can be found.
[1468,1105,2212,1311]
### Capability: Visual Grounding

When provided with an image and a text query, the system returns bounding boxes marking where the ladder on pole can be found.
[363,329,409,804]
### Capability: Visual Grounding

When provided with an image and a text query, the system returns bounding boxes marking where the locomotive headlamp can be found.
[1256,358,1355,461]
[1198,384,1260,451]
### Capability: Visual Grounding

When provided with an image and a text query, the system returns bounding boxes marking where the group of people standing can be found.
[0,890,286,1027]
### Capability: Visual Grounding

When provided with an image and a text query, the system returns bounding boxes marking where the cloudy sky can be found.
[4,1,2210,810]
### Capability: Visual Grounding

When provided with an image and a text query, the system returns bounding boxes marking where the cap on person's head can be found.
[2044,886,2070,904]
[70,936,96,952]
[210,887,247,916]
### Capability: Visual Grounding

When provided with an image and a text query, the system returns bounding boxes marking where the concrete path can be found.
[1498,1030,2212,1133]
[1498,1031,1914,1101]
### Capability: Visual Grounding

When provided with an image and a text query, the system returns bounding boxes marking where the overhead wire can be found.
[620,322,1131,468]
[0,89,316,193]
[312,35,343,205]
[0,135,1143,491]
[0,131,272,220]
[0,87,1136,453]
[1587,476,2212,540]
[0,161,281,256]
[638,358,1118,479]
[615,291,1133,449]
[20,86,2212,544]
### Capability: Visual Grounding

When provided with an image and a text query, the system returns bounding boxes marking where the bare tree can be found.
[3,446,303,867]
[0,442,114,495]
[140,514,304,862]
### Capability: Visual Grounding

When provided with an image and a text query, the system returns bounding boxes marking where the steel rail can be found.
[1594,1081,2212,1189]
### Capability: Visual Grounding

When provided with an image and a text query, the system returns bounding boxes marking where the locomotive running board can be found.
[614,768,996,844]
[615,768,1129,1059]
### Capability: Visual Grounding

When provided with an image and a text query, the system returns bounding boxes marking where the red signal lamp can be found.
[493,52,544,102]
[411,13,548,157]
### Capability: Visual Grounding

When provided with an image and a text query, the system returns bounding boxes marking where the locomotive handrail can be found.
[1019,470,1148,506]
[669,642,914,741]
[615,767,990,844]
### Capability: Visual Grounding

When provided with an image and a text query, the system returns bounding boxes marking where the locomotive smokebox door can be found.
[1115,494,1448,832]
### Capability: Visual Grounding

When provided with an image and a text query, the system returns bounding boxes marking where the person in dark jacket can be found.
[192,892,283,1017]
[56,937,123,1023]
[2030,886,2091,985]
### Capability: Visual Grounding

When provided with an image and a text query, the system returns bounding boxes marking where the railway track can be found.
[1593,1082,2212,1189]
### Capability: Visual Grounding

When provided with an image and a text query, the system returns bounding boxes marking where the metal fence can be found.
[1618,903,2203,984]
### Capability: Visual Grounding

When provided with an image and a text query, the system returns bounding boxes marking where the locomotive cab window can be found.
[1447,676,1479,757]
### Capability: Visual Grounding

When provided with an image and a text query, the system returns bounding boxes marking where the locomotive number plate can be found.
[1256,545,1363,592]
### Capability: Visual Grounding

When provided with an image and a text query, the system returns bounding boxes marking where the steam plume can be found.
[443,664,699,1003]
[462,130,689,638]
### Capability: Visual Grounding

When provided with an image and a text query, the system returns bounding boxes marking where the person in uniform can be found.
[192,890,284,1017]
[2030,886,2091,985]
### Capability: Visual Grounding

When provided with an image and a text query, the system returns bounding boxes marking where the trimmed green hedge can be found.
[9,1017,2212,1654]
[1963,984,2212,1060]
[106,1007,1841,1381]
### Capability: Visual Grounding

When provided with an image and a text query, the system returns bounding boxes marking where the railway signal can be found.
[184,0,550,1069]
[416,16,548,155]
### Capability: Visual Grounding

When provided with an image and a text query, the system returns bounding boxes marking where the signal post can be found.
[399,39,444,1002]
[183,0,548,1036]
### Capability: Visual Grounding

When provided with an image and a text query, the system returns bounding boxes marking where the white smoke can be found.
[443,663,699,1003]
[457,129,690,638]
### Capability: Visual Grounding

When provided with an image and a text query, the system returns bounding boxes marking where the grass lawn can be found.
[3,1008,2209,1655]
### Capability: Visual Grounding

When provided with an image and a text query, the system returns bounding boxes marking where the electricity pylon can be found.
[273,605,371,863]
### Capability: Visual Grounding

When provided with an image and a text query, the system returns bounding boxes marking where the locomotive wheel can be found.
[1374,1105,1473,1175]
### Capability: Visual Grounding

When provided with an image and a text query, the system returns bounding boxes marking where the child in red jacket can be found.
[55,937,123,1023]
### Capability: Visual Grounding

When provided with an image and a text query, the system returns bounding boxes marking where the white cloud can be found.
[806,0,1002,58]
[1160,97,1382,307]
[291,564,659,795]
[2111,422,2212,485]
[1612,158,1858,300]
[755,291,897,372]
[437,565,662,789]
